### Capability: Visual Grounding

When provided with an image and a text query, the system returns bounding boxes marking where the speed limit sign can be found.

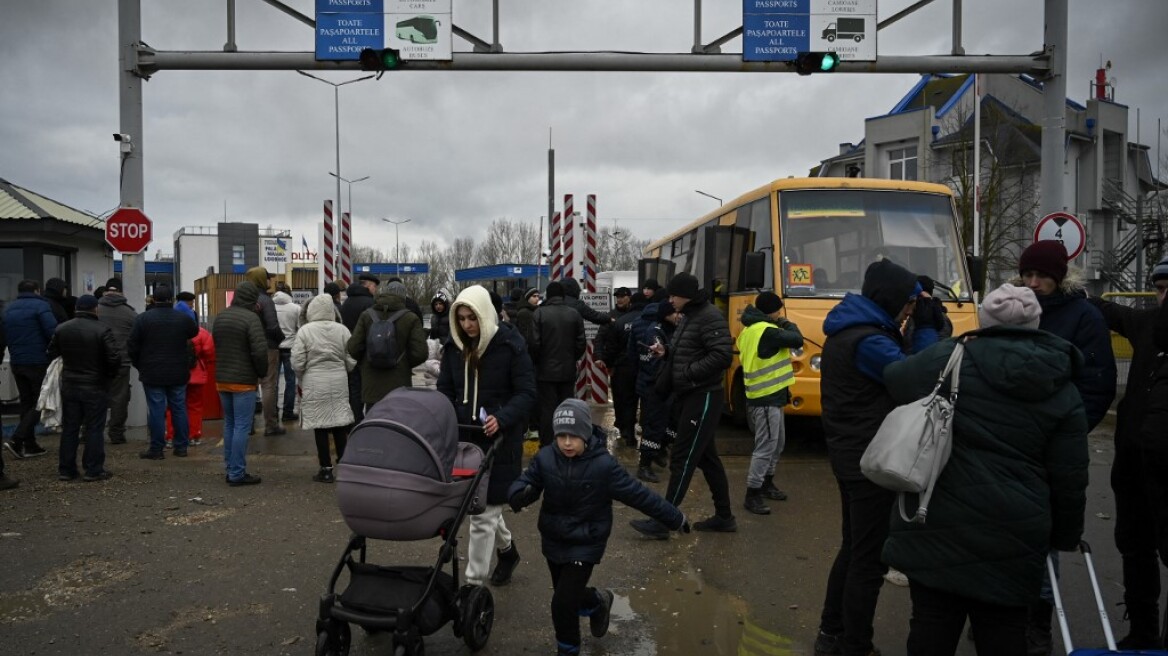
[1033,212,1085,260]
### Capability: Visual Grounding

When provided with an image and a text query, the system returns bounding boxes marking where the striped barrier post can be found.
[319,200,336,292]
[585,194,608,404]
[549,211,562,281]
[562,194,574,280]
[339,211,353,287]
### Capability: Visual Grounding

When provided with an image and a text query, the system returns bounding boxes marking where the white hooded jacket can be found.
[291,295,357,430]
[273,291,301,350]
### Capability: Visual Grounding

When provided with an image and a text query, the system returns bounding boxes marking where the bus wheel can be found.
[731,370,748,428]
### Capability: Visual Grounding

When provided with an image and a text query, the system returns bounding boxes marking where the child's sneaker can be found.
[190,437,202,446]
[589,588,614,638]
[164,438,173,449]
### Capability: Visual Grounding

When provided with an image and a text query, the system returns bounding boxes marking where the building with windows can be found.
[0,177,111,300]
[814,73,1165,291]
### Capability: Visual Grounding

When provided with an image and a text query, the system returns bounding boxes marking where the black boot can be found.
[761,475,788,501]
[1025,599,1053,656]
[637,465,659,483]
[744,488,771,515]
[1117,604,1163,649]
[489,542,520,586]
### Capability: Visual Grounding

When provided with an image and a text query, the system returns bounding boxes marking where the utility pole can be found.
[1038,0,1068,223]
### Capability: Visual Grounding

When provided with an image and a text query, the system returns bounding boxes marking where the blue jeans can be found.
[279,349,296,417]
[59,384,108,478]
[220,390,256,481]
[144,384,188,452]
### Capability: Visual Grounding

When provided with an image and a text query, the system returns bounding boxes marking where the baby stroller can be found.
[315,388,496,656]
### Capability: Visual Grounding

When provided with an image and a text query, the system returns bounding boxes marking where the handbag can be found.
[860,339,965,524]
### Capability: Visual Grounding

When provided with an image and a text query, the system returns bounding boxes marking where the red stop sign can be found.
[105,207,153,253]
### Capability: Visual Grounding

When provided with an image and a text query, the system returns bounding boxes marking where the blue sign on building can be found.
[316,0,385,61]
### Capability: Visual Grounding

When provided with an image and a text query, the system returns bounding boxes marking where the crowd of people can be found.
[1,241,1166,655]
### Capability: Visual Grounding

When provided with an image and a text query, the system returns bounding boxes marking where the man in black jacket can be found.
[127,283,199,460]
[97,278,138,445]
[562,278,614,327]
[1087,258,1168,650]
[49,295,122,482]
[597,288,641,448]
[531,281,586,446]
[630,273,734,539]
[341,273,378,424]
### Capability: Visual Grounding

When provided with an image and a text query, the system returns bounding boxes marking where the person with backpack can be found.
[437,285,536,587]
[346,280,428,411]
[881,284,1088,655]
[341,273,379,423]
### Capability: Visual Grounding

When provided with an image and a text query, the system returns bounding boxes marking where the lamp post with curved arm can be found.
[382,218,411,276]
[694,189,723,206]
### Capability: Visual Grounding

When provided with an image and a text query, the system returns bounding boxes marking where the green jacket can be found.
[347,291,428,405]
[212,283,269,385]
[881,327,1089,607]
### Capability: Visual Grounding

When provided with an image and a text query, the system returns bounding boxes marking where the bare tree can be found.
[938,98,1041,289]
[474,218,541,266]
[441,236,476,295]
[596,226,649,271]
[353,243,388,265]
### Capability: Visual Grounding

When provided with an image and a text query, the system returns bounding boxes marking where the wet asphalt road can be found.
[0,407,1147,656]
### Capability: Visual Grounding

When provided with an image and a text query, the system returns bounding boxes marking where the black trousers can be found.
[1112,437,1168,630]
[58,384,109,478]
[106,365,132,442]
[819,476,897,656]
[347,369,364,425]
[12,363,48,447]
[313,426,350,468]
[610,363,638,440]
[637,390,670,466]
[546,560,599,652]
[538,381,576,447]
[907,581,1027,656]
[663,389,731,517]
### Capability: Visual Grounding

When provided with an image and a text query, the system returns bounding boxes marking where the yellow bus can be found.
[641,177,980,422]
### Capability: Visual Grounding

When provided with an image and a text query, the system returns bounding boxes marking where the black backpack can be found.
[364,307,409,369]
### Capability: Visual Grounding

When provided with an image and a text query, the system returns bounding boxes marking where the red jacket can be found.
[189,327,216,386]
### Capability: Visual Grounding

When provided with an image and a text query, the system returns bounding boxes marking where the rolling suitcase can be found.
[1049,541,1168,655]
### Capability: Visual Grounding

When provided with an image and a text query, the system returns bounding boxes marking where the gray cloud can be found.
[2,0,1164,256]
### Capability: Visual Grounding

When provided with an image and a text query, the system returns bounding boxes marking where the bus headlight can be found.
[809,355,822,372]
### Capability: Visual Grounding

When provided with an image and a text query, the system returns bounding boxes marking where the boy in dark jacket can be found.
[509,399,688,656]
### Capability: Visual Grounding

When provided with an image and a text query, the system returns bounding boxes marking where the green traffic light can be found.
[380,48,401,69]
[820,53,840,71]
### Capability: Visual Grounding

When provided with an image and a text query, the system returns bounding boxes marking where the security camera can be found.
[113,133,132,154]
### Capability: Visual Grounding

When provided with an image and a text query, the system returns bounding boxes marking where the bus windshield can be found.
[779,189,970,301]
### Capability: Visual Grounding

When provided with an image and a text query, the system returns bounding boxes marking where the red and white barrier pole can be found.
[339,211,353,287]
[319,200,336,292]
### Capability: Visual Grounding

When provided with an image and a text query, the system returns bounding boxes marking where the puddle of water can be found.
[620,568,807,655]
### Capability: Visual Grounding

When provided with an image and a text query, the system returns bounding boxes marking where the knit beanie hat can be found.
[1151,256,1168,283]
[1019,240,1069,283]
[861,260,918,320]
[386,281,408,298]
[656,301,675,322]
[666,272,700,299]
[979,284,1041,330]
[545,281,565,298]
[755,291,783,315]
[323,281,342,297]
[75,295,99,312]
[104,277,122,292]
[552,399,592,440]
[643,279,661,291]
[524,287,540,301]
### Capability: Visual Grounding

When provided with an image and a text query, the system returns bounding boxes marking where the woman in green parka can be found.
[881,284,1089,656]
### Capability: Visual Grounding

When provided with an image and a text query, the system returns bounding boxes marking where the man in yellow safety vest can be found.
[735,291,803,515]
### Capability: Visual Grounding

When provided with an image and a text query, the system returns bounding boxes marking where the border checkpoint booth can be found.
[454,264,549,299]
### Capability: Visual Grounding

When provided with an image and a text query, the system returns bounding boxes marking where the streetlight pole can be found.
[382,218,411,276]
[329,172,370,218]
[694,189,723,207]
[297,70,374,280]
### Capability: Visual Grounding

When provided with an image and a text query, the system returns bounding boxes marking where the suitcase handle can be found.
[1049,540,1117,654]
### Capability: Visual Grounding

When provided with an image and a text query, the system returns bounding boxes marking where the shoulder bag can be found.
[860,339,965,524]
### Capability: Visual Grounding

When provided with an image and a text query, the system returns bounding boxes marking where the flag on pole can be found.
[302,235,309,251]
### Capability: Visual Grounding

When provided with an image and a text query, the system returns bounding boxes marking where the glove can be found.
[911,297,943,332]
[509,484,537,513]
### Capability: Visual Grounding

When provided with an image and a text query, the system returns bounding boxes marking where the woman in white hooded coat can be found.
[292,294,357,483]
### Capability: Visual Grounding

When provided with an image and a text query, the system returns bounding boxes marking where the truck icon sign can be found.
[822,18,865,43]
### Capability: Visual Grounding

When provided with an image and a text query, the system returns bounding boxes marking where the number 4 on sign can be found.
[1033,212,1085,260]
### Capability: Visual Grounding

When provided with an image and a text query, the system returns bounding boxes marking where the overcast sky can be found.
[2,1,1165,260]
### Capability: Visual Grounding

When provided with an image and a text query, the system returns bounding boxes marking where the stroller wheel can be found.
[459,586,494,651]
[314,621,351,656]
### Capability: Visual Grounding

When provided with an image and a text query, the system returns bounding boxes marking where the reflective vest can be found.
[736,321,795,400]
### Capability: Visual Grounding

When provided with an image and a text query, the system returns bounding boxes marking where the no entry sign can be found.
[105,207,153,254]
[1033,212,1085,260]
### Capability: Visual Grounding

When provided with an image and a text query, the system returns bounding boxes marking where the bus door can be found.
[637,258,675,290]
